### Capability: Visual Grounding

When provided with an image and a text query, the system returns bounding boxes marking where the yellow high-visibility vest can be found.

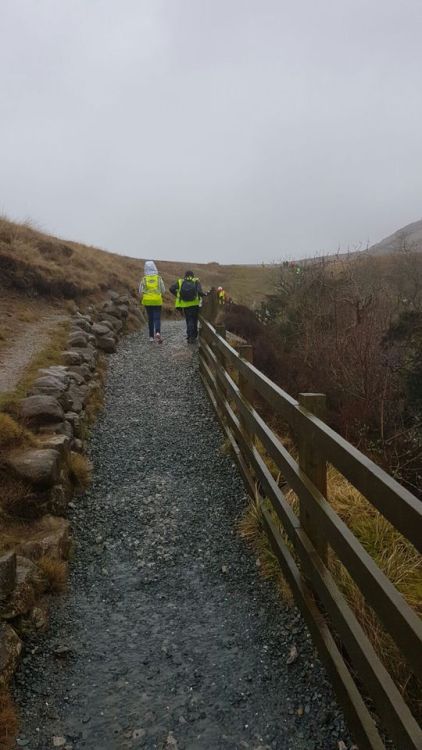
[142,274,162,306]
[175,277,200,308]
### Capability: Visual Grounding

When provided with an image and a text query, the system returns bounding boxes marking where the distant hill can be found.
[369,218,422,255]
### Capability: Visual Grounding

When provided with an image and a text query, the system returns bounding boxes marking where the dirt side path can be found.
[14,321,350,750]
[0,308,68,394]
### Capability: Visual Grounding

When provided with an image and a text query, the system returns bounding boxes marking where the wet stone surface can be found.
[15,321,350,749]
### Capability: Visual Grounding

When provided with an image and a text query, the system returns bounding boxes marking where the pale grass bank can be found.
[239,463,421,716]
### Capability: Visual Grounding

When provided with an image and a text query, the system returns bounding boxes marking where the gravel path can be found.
[0,313,68,393]
[15,321,350,750]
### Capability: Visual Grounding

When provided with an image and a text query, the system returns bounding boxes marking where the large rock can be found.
[117,304,129,319]
[0,623,22,686]
[92,322,111,337]
[0,556,46,619]
[32,375,66,391]
[7,448,61,488]
[13,516,71,561]
[75,311,93,324]
[29,375,68,402]
[101,300,128,319]
[64,411,81,437]
[38,365,69,386]
[68,364,91,383]
[98,313,123,333]
[71,346,97,369]
[71,438,85,453]
[37,434,71,458]
[67,383,88,413]
[38,366,70,384]
[67,369,85,386]
[68,331,89,348]
[37,421,73,439]
[100,301,120,317]
[62,350,84,366]
[74,318,92,333]
[0,552,17,604]
[21,395,64,426]
[96,336,116,354]
[63,421,74,439]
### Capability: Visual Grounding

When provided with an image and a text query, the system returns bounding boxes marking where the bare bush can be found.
[225,251,422,493]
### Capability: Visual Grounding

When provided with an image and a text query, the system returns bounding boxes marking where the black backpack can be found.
[180,278,198,302]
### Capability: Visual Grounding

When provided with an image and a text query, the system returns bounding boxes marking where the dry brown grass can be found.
[84,383,104,425]
[84,356,108,425]
[36,555,68,594]
[0,474,34,519]
[0,689,18,750]
[239,462,421,712]
[0,413,37,451]
[68,452,92,488]
[17,308,38,323]
[239,494,294,603]
[0,519,35,554]
[0,516,66,557]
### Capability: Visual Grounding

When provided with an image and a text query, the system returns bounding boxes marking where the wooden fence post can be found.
[237,344,254,445]
[202,289,219,323]
[214,325,227,406]
[298,393,328,565]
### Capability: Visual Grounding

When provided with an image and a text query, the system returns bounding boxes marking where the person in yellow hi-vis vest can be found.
[138,261,166,343]
[170,270,204,343]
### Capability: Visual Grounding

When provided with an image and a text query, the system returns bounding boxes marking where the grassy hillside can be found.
[0,217,275,307]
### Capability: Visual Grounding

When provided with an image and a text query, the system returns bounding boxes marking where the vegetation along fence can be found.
[198,299,422,750]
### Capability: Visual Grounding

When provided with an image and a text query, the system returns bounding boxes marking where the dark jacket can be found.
[169,276,204,299]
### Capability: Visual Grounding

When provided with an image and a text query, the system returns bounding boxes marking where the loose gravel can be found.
[14,321,351,750]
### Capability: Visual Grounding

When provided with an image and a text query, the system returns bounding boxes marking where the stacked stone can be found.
[0,517,71,685]
[0,291,143,695]
[7,293,137,507]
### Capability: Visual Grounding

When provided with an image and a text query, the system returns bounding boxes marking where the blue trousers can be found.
[146,306,161,337]
[184,306,199,340]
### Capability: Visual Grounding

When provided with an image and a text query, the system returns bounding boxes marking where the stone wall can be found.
[0,291,144,701]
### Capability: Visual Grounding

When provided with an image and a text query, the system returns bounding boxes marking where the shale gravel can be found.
[15,321,351,750]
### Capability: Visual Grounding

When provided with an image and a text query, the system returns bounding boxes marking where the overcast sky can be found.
[1,1,421,263]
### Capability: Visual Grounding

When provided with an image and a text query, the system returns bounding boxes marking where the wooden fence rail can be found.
[198,311,422,750]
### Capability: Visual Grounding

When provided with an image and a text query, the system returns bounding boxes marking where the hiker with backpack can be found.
[139,260,166,343]
[170,270,204,343]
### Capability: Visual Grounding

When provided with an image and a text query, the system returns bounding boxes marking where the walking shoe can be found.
[155,332,163,344]
[149,337,154,342]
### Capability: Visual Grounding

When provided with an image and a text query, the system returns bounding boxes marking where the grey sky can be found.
[1,0,422,263]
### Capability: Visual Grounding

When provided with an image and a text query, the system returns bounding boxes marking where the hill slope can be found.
[369,218,422,255]
[0,218,274,306]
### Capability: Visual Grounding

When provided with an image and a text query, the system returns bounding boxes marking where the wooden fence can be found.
[198,308,422,750]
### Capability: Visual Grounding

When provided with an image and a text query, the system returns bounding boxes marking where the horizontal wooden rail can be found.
[199,315,422,750]
[201,318,422,555]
